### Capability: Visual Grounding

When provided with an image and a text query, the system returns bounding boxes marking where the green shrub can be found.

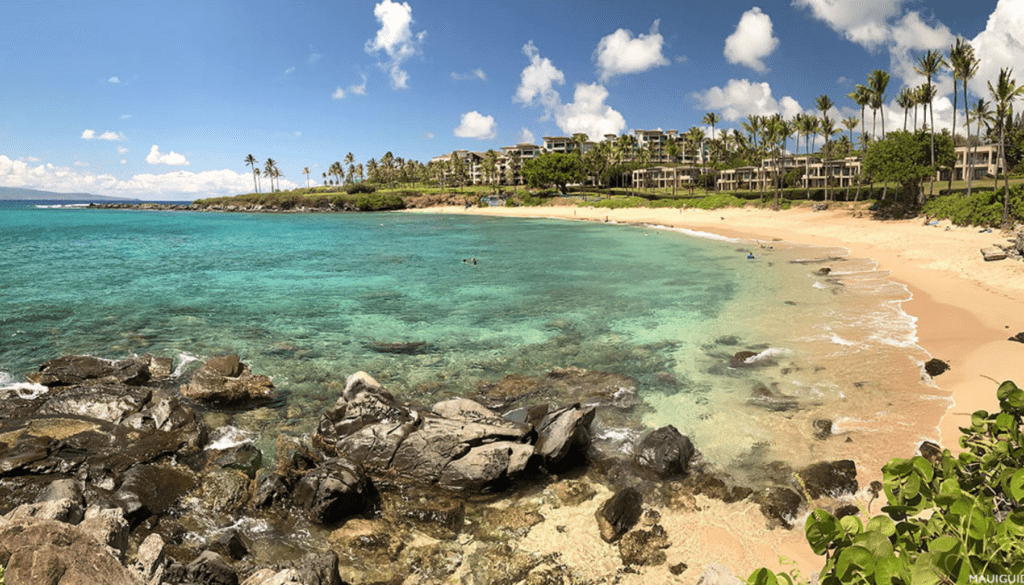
[922,188,1024,226]
[355,193,404,211]
[588,196,650,209]
[688,193,747,210]
[749,380,1024,585]
[346,183,377,194]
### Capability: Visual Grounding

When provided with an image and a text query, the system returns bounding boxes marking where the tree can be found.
[244,154,259,193]
[916,49,947,196]
[570,133,589,157]
[795,113,819,199]
[521,152,583,195]
[988,67,1024,225]
[482,149,499,187]
[815,95,835,200]
[703,112,722,192]
[264,158,278,192]
[896,87,915,132]
[952,40,980,195]
[344,152,355,184]
[848,84,871,148]
[863,130,955,203]
[867,69,890,140]
[303,166,310,189]
[505,151,522,193]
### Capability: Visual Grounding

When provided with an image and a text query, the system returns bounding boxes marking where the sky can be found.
[0,0,1019,200]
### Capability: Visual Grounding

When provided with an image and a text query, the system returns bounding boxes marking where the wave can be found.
[0,381,50,400]
[645,224,741,243]
[35,203,90,209]
[744,347,791,365]
[172,352,204,378]
[206,425,252,451]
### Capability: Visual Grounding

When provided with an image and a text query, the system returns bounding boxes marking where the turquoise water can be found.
[0,202,944,482]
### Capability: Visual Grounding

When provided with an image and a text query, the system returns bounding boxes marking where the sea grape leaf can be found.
[1010,468,1024,503]
[866,515,896,538]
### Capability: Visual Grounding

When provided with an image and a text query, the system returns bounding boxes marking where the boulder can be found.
[252,470,291,510]
[113,463,198,526]
[4,497,84,525]
[476,367,639,411]
[981,247,1007,261]
[0,518,144,585]
[208,443,263,479]
[919,441,943,467]
[79,504,130,560]
[208,529,250,561]
[812,419,833,440]
[292,458,374,524]
[196,468,253,516]
[1009,332,1024,344]
[595,487,643,543]
[179,355,275,407]
[185,550,238,585]
[132,534,168,585]
[795,460,858,500]
[924,358,950,377]
[27,355,151,387]
[534,404,595,471]
[618,524,670,566]
[634,425,695,478]
[728,351,759,368]
[757,487,802,528]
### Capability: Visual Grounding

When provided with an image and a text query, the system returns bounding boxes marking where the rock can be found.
[476,374,547,410]
[79,504,130,559]
[294,550,342,585]
[817,267,832,275]
[670,562,689,576]
[1009,332,1024,344]
[0,518,144,585]
[4,497,84,524]
[728,351,759,368]
[185,550,238,585]
[534,404,595,471]
[35,478,84,506]
[208,443,263,479]
[431,397,499,420]
[549,479,597,507]
[618,524,670,566]
[812,419,833,440]
[114,463,198,526]
[196,468,253,516]
[477,367,640,411]
[383,494,465,539]
[179,355,275,407]
[145,354,174,379]
[634,425,695,478]
[252,469,291,509]
[981,247,1007,261]
[695,563,744,585]
[834,504,861,518]
[595,487,643,543]
[209,529,250,561]
[132,534,168,584]
[241,569,301,585]
[692,475,752,504]
[747,384,799,412]
[274,434,320,478]
[37,383,152,424]
[919,441,943,466]
[924,358,950,377]
[472,506,545,541]
[758,487,802,528]
[27,355,151,387]
[292,458,374,524]
[796,460,858,500]
[327,519,406,584]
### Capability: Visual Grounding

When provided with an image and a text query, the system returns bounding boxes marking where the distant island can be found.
[0,186,140,202]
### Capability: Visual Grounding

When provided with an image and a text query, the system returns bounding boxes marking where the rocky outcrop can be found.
[476,367,638,411]
[292,458,375,524]
[634,425,696,478]
[179,355,275,407]
[981,247,1007,261]
[26,355,155,387]
[595,487,643,543]
[314,371,595,493]
[795,460,858,500]
[924,358,950,377]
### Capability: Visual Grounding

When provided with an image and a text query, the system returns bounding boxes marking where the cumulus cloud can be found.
[81,129,95,140]
[724,7,779,73]
[0,155,289,199]
[555,83,627,139]
[453,111,497,140]
[514,41,565,112]
[117,146,128,155]
[451,68,487,82]
[693,79,805,122]
[108,76,120,84]
[285,67,295,74]
[349,74,368,95]
[970,0,1024,98]
[792,0,904,50]
[593,20,670,81]
[364,0,426,89]
[332,87,346,100]
[121,114,132,119]
[518,127,535,144]
[145,145,189,166]
[81,129,125,141]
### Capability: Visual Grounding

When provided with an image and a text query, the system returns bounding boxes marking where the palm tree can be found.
[244,154,259,193]
[952,39,980,195]
[896,87,915,131]
[988,68,1024,225]
[344,152,355,184]
[916,50,946,197]
[665,137,680,196]
[795,114,818,199]
[571,133,590,157]
[303,166,310,189]
[264,158,277,192]
[815,95,834,201]
[867,69,890,140]
[848,84,871,148]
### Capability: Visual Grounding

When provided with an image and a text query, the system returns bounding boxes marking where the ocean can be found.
[0,200,947,484]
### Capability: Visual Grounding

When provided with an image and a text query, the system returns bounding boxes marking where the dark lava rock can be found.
[924,358,950,377]
[179,354,275,407]
[692,474,753,504]
[813,419,833,440]
[729,351,760,368]
[208,443,263,479]
[595,487,643,543]
[252,469,291,510]
[747,384,800,412]
[634,425,695,478]
[26,355,151,387]
[274,434,321,479]
[670,562,689,575]
[292,457,374,524]
[834,504,861,519]
[618,524,670,566]
[477,367,639,411]
[185,550,238,585]
[796,460,858,500]
[1010,332,1024,344]
[919,441,943,467]
[715,335,740,346]
[113,463,197,526]
[817,267,832,275]
[534,403,596,473]
[758,487,802,528]
[208,529,249,561]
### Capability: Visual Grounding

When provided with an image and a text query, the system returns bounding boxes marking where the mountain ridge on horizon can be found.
[0,186,141,202]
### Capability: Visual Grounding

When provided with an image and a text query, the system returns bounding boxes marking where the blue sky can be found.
[0,0,1016,200]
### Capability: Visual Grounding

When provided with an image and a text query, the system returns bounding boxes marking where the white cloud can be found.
[74,161,89,167]
[121,114,132,119]
[453,111,497,140]
[308,47,322,64]
[517,127,535,144]
[332,87,346,100]
[145,145,189,166]
[514,41,565,113]
[121,159,127,164]
[81,129,125,141]
[0,154,296,199]
[554,83,627,140]
[81,129,95,140]
[593,20,670,81]
[451,68,487,81]
[724,7,779,73]
[970,0,1024,98]
[294,131,301,137]
[117,146,128,155]
[285,67,295,74]
[792,0,904,50]
[108,76,120,84]
[693,78,805,122]
[349,74,368,95]
[364,0,426,89]
[424,132,434,139]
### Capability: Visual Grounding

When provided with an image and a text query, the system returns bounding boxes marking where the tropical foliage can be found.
[862,131,955,202]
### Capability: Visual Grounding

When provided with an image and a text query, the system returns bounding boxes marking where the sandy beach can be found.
[408,203,1024,581]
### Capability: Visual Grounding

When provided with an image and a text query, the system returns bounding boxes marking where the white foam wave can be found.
[744,347,791,364]
[1,382,50,400]
[0,371,12,386]
[812,281,828,289]
[648,224,741,243]
[172,352,203,378]
[206,426,252,451]
[35,203,89,209]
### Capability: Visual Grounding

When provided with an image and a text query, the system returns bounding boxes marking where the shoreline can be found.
[401,203,1024,577]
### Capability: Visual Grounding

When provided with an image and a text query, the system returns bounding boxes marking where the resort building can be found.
[940,144,1003,181]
